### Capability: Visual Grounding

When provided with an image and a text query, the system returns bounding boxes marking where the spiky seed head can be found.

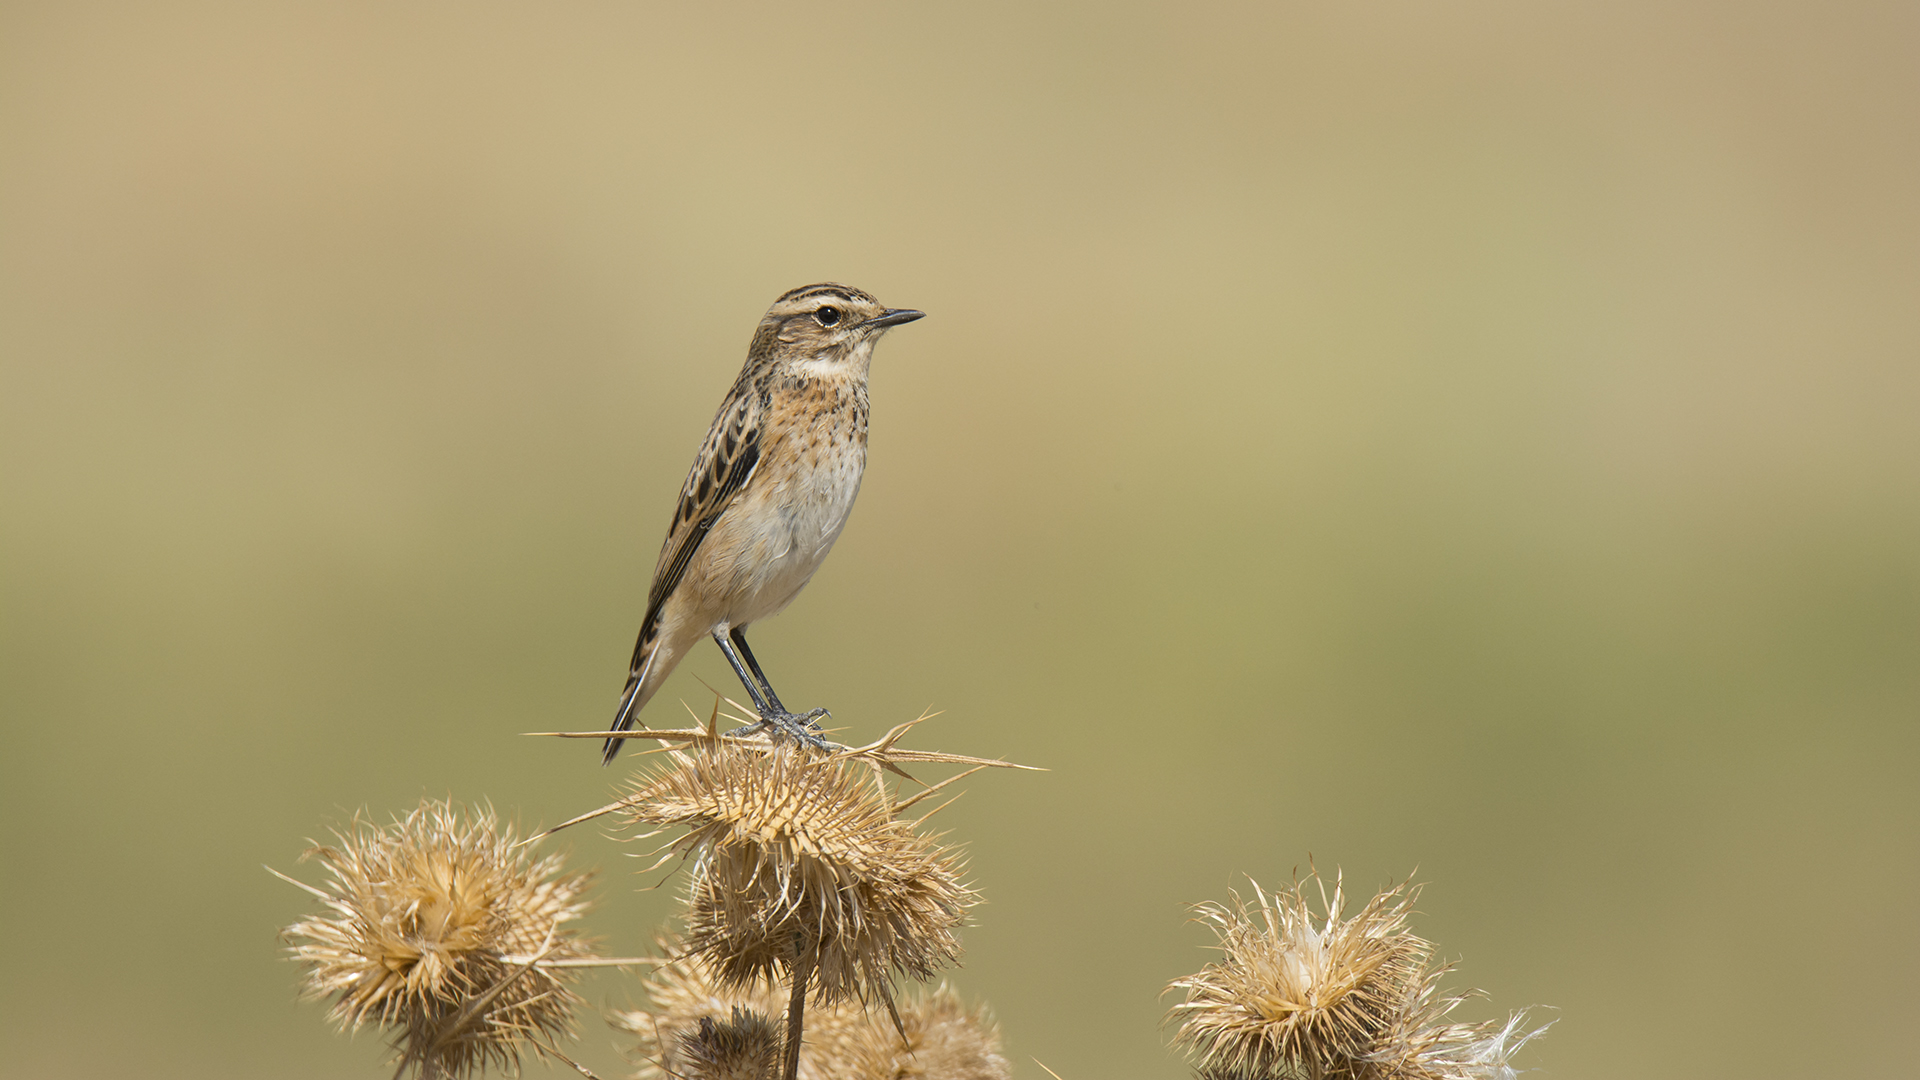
[1168,872,1553,1080]
[613,940,787,1080]
[1168,872,1431,1080]
[675,1009,783,1080]
[278,799,598,1078]
[621,741,975,1008]
[614,946,1007,1080]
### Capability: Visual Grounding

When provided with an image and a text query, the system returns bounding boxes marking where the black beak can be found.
[866,308,925,329]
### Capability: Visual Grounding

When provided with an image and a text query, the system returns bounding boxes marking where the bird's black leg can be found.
[711,629,772,715]
[731,627,831,731]
[730,627,789,714]
[714,627,832,747]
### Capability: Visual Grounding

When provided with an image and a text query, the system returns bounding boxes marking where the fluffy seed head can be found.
[621,741,975,1008]
[1169,872,1552,1080]
[1168,872,1431,1080]
[277,799,598,1078]
[1367,1006,1555,1080]
[1443,1010,1553,1080]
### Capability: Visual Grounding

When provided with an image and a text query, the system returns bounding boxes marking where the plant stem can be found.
[782,948,815,1080]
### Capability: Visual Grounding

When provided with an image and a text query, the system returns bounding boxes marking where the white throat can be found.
[788,337,876,380]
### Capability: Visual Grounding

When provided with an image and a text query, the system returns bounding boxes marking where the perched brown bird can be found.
[603,284,924,763]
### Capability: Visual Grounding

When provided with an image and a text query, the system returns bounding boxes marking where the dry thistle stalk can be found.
[274,799,600,1079]
[616,737,981,1080]
[614,946,1009,1080]
[1167,871,1549,1080]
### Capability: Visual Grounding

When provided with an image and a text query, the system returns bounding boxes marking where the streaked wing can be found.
[627,388,763,672]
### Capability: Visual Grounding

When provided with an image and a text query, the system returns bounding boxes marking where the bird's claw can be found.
[730,707,836,751]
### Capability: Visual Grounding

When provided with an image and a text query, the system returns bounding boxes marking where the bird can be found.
[602,283,924,763]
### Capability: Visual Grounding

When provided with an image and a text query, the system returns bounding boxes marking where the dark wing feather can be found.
[636,393,762,653]
[604,390,763,757]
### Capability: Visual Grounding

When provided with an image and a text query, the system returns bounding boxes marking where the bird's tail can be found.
[602,643,663,765]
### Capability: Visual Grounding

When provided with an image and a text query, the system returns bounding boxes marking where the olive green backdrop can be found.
[2,2,1915,1078]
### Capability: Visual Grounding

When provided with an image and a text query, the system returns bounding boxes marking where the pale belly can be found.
[706,450,864,628]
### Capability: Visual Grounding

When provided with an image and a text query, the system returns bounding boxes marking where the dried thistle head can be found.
[277,799,598,1078]
[1168,872,1431,1080]
[614,945,1007,1080]
[613,939,787,1079]
[1169,872,1551,1080]
[674,1008,783,1080]
[621,740,975,1008]
[824,983,1011,1080]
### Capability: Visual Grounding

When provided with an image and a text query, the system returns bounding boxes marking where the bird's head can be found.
[754,283,923,376]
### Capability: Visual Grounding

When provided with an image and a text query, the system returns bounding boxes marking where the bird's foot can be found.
[731,707,837,751]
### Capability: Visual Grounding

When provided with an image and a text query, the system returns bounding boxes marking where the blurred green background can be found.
[3,2,1916,1077]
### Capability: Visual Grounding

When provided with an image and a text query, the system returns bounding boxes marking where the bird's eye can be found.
[814,306,842,327]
